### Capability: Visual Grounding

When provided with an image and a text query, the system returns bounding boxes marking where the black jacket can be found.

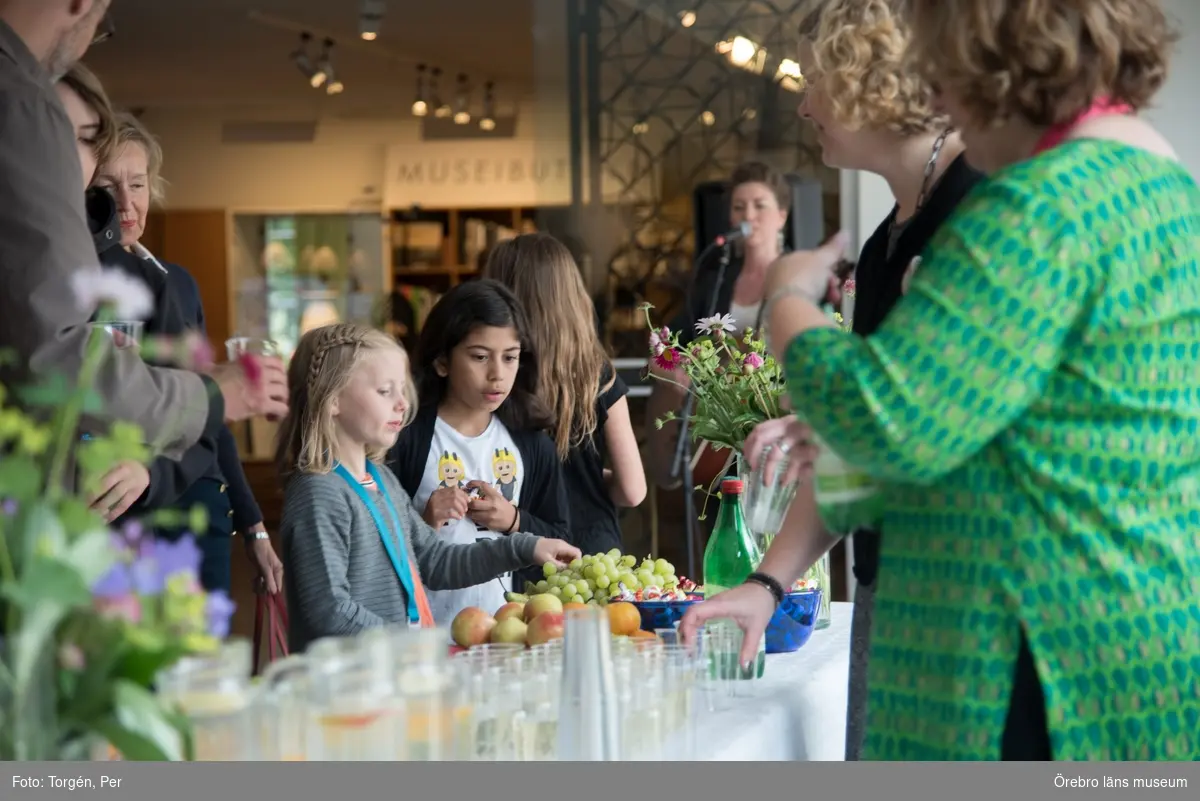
[85,188,220,515]
[387,404,571,586]
[162,259,263,532]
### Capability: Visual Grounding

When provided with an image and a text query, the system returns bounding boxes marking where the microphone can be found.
[712,221,753,246]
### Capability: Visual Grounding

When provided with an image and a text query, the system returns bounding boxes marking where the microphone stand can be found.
[671,240,732,581]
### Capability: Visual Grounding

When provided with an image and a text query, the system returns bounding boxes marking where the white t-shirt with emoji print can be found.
[412,414,525,625]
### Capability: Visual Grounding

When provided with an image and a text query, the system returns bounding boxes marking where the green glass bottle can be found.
[702,478,766,679]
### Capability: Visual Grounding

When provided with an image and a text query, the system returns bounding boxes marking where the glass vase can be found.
[803,554,833,630]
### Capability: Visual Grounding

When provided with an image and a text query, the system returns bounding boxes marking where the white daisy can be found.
[71,266,154,321]
[695,313,736,334]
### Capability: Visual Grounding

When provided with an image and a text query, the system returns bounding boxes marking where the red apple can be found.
[525,611,565,646]
[494,602,525,623]
[450,607,496,648]
[523,593,564,623]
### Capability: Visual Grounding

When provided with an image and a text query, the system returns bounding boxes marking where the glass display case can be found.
[229,211,389,459]
[229,212,390,359]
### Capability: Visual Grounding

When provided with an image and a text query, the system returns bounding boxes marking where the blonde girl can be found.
[276,323,579,652]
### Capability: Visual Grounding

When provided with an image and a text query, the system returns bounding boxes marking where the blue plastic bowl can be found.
[765,589,821,654]
[631,598,700,632]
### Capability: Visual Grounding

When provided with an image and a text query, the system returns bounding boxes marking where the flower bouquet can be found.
[641,305,787,512]
[0,269,234,761]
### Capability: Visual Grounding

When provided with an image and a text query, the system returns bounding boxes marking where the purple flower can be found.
[92,558,133,599]
[743,352,764,370]
[155,535,202,580]
[2,498,18,516]
[205,591,236,639]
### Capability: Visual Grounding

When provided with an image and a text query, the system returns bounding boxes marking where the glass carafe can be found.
[155,639,256,761]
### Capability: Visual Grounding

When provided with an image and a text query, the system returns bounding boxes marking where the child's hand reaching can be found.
[532,538,582,569]
[424,486,469,529]
[465,480,519,532]
[88,460,150,522]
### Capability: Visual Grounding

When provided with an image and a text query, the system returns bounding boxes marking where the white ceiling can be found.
[85,0,539,114]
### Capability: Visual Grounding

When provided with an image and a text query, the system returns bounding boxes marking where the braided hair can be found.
[275,323,416,482]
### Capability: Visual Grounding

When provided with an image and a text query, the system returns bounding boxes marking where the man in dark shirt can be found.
[0,0,287,461]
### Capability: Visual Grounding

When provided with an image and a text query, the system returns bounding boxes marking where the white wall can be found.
[1146,0,1200,178]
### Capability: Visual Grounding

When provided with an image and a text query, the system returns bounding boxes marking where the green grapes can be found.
[524,550,687,604]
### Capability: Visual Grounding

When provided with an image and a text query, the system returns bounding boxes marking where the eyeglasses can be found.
[92,8,115,45]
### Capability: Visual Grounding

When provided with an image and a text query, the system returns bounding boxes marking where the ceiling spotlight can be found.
[359,0,385,41]
[453,72,470,125]
[412,63,428,116]
[479,80,496,130]
[311,38,335,88]
[327,77,344,95]
[679,10,696,27]
[700,110,715,126]
[291,32,318,82]
[430,67,450,117]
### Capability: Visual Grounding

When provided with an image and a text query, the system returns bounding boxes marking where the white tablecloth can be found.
[697,601,852,761]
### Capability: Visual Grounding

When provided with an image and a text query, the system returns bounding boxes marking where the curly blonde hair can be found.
[906,0,1178,128]
[798,0,944,135]
[275,324,417,481]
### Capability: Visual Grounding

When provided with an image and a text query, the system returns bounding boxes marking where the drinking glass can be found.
[225,336,282,361]
[90,320,144,350]
[558,605,621,760]
[740,447,800,553]
[256,655,311,761]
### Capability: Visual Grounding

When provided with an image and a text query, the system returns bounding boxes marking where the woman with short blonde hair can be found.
[682,0,985,761]
[741,0,1197,760]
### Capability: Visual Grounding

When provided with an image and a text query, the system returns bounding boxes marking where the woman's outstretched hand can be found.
[743,415,821,488]
[678,582,779,667]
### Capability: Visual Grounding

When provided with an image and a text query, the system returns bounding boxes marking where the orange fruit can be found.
[630,629,657,640]
[606,602,641,636]
[563,602,589,611]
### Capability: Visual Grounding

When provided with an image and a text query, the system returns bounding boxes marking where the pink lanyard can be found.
[1031,98,1132,156]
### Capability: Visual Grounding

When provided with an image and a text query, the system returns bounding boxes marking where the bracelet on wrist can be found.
[744,572,785,606]
[505,507,520,534]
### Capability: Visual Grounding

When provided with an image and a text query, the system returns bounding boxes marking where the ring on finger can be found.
[778,442,792,454]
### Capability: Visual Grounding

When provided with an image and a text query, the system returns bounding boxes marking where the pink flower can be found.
[743,352,764,370]
[654,347,684,371]
[239,352,263,389]
[648,326,672,352]
[94,594,142,624]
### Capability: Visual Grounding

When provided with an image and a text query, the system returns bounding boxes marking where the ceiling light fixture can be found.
[291,32,318,82]
[679,10,696,28]
[412,63,429,116]
[359,0,385,41]
[479,80,496,131]
[430,67,450,117]
[311,37,335,88]
[453,73,471,125]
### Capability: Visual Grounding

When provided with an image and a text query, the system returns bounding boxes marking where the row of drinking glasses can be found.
[149,617,762,761]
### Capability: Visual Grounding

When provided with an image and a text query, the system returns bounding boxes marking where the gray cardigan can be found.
[280,467,541,653]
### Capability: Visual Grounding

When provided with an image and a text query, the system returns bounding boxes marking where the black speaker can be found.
[691,174,825,252]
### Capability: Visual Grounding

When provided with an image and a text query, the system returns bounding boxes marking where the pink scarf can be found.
[1031,98,1132,156]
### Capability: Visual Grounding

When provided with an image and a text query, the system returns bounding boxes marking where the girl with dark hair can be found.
[388,279,572,623]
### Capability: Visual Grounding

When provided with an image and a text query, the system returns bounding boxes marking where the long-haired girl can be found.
[388,280,573,624]
[277,323,579,651]
[485,233,646,557]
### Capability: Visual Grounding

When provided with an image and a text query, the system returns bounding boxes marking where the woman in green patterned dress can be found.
[756,0,1200,760]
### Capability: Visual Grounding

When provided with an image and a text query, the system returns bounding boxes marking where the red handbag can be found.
[252,591,290,675]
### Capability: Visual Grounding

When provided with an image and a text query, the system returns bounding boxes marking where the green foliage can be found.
[0,309,217,761]
[642,304,789,455]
